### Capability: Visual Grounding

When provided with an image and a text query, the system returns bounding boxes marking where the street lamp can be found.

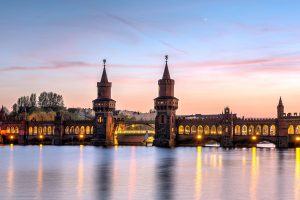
[296,136,300,142]
[197,135,202,140]
[39,135,44,140]
[10,135,14,140]
[252,136,257,141]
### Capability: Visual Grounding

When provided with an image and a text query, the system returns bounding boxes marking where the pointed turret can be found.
[100,59,109,83]
[277,96,284,119]
[162,55,171,79]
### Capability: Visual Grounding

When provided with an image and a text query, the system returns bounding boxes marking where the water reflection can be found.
[77,145,84,199]
[38,144,43,196]
[128,147,137,200]
[156,149,175,200]
[95,148,114,200]
[194,147,202,200]
[7,144,14,196]
[295,148,300,200]
[250,147,258,200]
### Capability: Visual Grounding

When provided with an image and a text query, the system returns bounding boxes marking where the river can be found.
[0,145,299,200]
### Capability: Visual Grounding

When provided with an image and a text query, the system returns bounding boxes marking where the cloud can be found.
[0,61,96,72]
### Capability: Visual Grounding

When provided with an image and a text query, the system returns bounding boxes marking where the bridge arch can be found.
[255,125,261,135]
[270,125,276,136]
[296,125,300,134]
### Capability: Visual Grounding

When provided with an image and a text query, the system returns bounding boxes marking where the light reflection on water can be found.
[0,146,299,200]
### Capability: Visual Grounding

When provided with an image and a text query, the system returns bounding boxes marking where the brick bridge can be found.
[1,56,300,148]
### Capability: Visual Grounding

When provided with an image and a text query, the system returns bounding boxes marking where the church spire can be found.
[100,59,109,83]
[162,55,171,80]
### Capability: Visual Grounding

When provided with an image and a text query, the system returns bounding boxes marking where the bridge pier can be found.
[220,136,233,148]
[276,136,288,148]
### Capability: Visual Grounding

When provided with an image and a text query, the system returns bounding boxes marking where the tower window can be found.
[98,116,103,123]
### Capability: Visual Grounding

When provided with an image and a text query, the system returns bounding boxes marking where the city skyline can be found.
[1,0,300,117]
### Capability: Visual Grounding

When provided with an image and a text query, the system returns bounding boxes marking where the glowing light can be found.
[197,135,202,139]
[296,137,300,142]
[39,135,43,139]
[252,136,257,141]
[195,146,202,199]
[10,135,14,140]
[79,134,84,139]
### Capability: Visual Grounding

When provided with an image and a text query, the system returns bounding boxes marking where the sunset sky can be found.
[1,0,300,117]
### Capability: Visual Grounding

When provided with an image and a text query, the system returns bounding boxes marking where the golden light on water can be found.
[195,146,202,200]
[251,147,258,200]
[128,146,136,200]
[77,144,84,198]
[295,148,300,200]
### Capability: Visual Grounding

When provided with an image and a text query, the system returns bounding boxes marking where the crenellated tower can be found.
[153,55,178,147]
[92,59,116,146]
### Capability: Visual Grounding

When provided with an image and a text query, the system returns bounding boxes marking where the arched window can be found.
[29,127,33,135]
[75,126,80,134]
[52,126,55,134]
[217,125,222,134]
[197,125,203,134]
[48,126,52,135]
[242,125,247,135]
[211,125,216,134]
[249,125,254,135]
[15,127,19,134]
[11,127,15,134]
[80,126,85,134]
[296,125,300,134]
[262,125,269,135]
[235,125,241,135]
[70,126,74,134]
[288,125,295,134]
[6,127,10,134]
[191,125,197,134]
[91,126,94,134]
[86,126,91,134]
[65,126,70,134]
[178,125,184,134]
[270,125,276,136]
[204,125,209,135]
[185,125,190,134]
[34,126,38,135]
[256,125,261,135]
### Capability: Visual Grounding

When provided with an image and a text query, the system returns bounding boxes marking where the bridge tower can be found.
[277,97,288,147]
[153,55,178,147]
[92,59,116,146]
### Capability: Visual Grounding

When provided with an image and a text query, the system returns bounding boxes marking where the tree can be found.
[38,91,64,111]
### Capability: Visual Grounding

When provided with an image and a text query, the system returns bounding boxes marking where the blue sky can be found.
[1,0,300,117]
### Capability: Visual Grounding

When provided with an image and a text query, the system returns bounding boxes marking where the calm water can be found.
[0,145,299,200]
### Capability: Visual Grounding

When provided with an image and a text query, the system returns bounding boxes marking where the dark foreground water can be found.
[0,145,299,200]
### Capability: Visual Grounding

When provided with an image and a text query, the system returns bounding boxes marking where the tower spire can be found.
[162,55,171,79]
[278,96,283,106]
[100,59,108,83]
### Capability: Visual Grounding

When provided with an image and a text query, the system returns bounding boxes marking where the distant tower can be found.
[277,97,284,119]
[153,55,178,147]
[92,59,116,146]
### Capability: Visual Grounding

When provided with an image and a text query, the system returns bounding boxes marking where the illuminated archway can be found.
[270,125,276,136]
[29,127,33,135]
[197,125,203,134]
[80,126,85,134]
[48,126,52,135]
[65,126,70,134]
[262,125,269,135]
[217,125,222,134]
[242,125,247,135]
[70,126,74,134]
[249,125,254,135]
[255,125,261,135]
[6,127,10,134]
[75,126,80,134]
[211,125,216,134]
[185,125,190,134]
[204,125,209,135]
[178,125,184,134]
[191,125,197,134]
[43,127,47,135]
[235,125,241,135]
[34,126,38,135]
[296,125,300,134]
[288,125,295,134]
[86,126,91,134]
